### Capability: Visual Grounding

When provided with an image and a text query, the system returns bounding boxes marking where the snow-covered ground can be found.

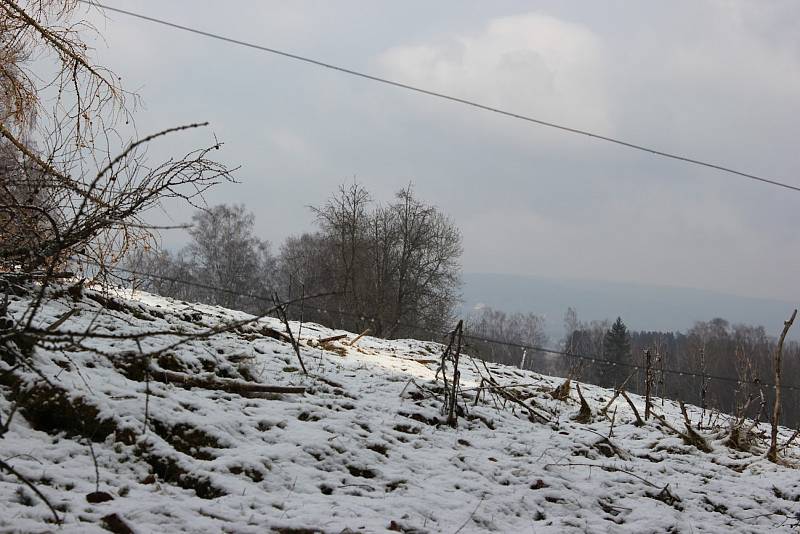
[1,286,799,533]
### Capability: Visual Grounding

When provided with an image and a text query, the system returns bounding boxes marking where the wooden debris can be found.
[679,401,712,453]
[573,383,593,423]
[318,334,348,344]
[153,368,305,396]
[620,390,644,426]
[550,378,571,401]
[348,328,371,346]
[47,309,76,331]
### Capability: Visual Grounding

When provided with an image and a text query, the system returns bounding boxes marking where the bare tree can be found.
[184,204,275,309]
[563,314,610,384]
[286,181,462,338]
[467,305,548,371]
[128,205,277,313]
[310,181,371,318]
[0,0,232,280]
[383,185,461,337]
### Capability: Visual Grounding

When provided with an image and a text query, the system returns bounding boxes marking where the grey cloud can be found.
[82,0,799,304]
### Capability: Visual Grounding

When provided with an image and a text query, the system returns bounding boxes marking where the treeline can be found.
[130,181,462,339]
[467,307,800,427]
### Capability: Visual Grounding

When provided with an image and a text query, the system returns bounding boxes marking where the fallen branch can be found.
[46,309,76,331]
[348,328,370,346]
[620,390,644,426]
[780,430,799,452]
[679,401,712,453]
[454,495,485,534]
[482,381,550,423]
[318,334,347,344]
[0,458,61,524]
[600,370,636,416]
[651,408,711,453]
[581,427,629,460]
[544,462,656,488]
[152,368,305,396]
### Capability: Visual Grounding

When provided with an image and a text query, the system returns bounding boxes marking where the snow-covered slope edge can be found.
[1,287,799,533]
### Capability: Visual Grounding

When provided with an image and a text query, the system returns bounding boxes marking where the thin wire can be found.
[108,263,800,393]
[81,1,800,194]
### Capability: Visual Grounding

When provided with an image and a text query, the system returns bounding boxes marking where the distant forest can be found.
[468,307,800,428]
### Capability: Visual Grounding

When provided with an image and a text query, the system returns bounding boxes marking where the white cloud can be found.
[377,13,612,137]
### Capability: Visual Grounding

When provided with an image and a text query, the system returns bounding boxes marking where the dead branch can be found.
[550,378,571,401]
[544,462,657,488]
[581,427,629,460]
[436,325,457,411]
[768,309,797,463]
[780,430,799,452]
[0,458,60,524]
[608,406,617,438]
[274,292,307,375]
[348,328,370,346]
[745,388,767,436]
[481,381,550,423]
[573,383,592,423]
[599,369,636,417]
[679,401,712,453]
[644,349,653,420]
[46,309,75,331]
[473,378,484,407]
[620,389,644,426]
[651,407,711,453]
[447,320,463,427]
[318,334,347,344]
[151,368,305,397]
[453,495,485,534]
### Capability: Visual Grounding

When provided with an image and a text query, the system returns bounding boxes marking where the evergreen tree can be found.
[602,317,632,387]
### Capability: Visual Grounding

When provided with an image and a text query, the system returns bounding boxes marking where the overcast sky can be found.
[83,1,800,303]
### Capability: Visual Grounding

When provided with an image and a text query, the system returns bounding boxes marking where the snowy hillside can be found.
[1,286,799,533]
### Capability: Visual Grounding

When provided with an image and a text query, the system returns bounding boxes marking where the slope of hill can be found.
[1,286,799,533]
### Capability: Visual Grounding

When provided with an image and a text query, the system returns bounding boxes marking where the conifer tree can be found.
[602,317,632,387]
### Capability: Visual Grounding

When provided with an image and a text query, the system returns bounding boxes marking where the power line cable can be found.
[80,0,800,194]
[105,263,800,392]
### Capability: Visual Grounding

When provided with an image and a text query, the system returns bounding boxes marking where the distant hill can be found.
[461,272,798,342]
